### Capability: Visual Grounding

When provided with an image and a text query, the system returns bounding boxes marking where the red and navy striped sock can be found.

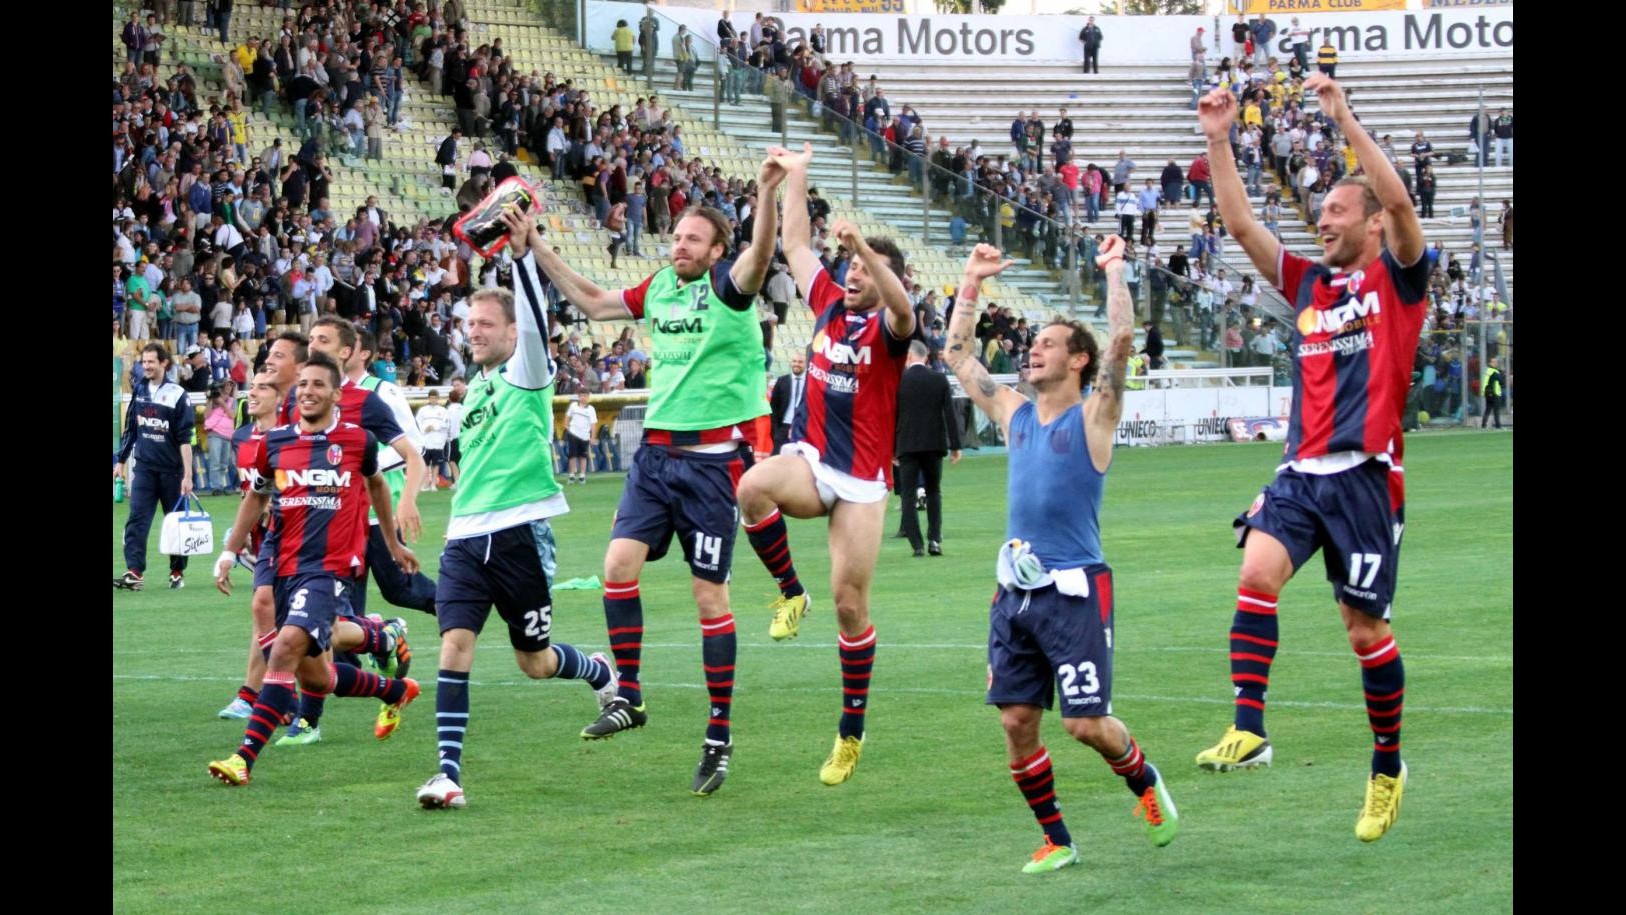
[701,613,736,745]
[1357,635,1405,778]
[837,626,876,740]
[1011,747,1072,848]
[353,615,390,654]
[1231,587,1280,737]
[1105,738,1157,796]
[332,662,410,704]
[236,685,259,704]
[743,509,806,599]
[604,580,643,706]
[437,669,470,783]
[257,629,277,663]
[295,675,330,727]
[238,672,296,771]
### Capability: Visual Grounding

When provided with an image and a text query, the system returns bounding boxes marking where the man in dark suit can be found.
[895,340,962,557]
[769,351,807,453]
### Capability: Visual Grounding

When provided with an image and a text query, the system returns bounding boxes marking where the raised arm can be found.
[522,207,635,321]
[1197,89,1281,287]
[831,218,913,340]
[766,142,823,299]
[1084,236,1134,472]
[943,244,1025,430]
[1305,74,1423,266]
[730,155,785,295]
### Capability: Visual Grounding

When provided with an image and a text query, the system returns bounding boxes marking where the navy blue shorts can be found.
[1234,458,1406,620]
[610,444,747,584]
[253,537,276,589]
[436,519,557,653]
[272,572,354,656]
[986,566,1116,718]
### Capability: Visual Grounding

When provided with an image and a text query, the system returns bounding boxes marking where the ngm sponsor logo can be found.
[137,415,171,431]
[1297,290,1382,337]
[814,331,872,366]
[275,468,353,489]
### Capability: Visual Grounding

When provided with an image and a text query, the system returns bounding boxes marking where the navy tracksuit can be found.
[118,378,195,576]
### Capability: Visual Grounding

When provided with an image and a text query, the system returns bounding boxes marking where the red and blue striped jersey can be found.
[233,423,269,555]
[791,267,911,486]
[1275,248,1428,463]
[249,419,379,577]
[278,380,405,447]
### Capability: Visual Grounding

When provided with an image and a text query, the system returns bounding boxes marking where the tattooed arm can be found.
[944,244,1027,430]
[1084,235,1137,472]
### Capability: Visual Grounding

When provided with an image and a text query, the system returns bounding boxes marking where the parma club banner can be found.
[1229,0,1409,12]
[797,0,907,12]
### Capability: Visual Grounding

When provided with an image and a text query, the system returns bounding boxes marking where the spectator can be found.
[1417,165,1437,219]
[1287,17,1311,69]
[1492,107,1513,168]
[1250,15,1277,67]
[417,389,451,490]
[203,382,236,496]
[612,19,635,75]
[1499,199,1513,251]
[1316,39,1338,77]
[1187,151,1214,207]
[1137,179,1161,246]
[1078,17,1102,75]
[1190,26,1206,64]
[1112,149,1135,192]
[1231,14,1250,64]
[1114,183,1140,242]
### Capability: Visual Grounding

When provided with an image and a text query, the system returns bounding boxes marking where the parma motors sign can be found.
[588,2,1512,63]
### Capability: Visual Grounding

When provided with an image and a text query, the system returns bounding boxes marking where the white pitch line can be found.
[110,673,1511,716]
[114,642,1512,663]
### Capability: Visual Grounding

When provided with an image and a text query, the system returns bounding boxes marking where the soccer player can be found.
[414,206,617,811]
[216,333,308,719]
[1190,76,1425,844]
[207,352,421,787]
[945,237,1179,874]
[336,323,438,627]
[114,343,195,591]
[733,142,913,786]
[533,158,785,797]
[217,369,282,720]
[251,317,425,746]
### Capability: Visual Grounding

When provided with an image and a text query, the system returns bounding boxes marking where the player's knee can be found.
[516,648,557,679]
[999,705,1042,752]
[1341,607,1389,648]
[438,628,477,669]
[1237,562,1287,596]
[735,466,770,513]
[603,541,645,583]
[832,590,867,627]
[692,580,730,617]
[1061,715,1115,750]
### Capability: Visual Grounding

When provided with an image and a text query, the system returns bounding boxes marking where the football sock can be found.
[744,509,806,599]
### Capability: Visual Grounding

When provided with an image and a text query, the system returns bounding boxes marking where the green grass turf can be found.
[113,431,1512,913]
